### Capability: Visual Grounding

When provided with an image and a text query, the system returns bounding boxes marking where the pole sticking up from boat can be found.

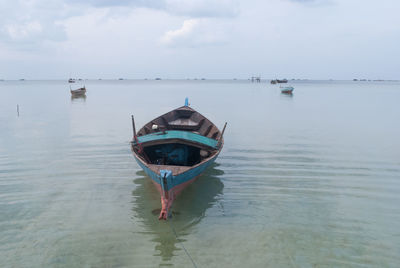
[217,122,227,148]
[131,115,150,162]
[17,104,19,117]
[131,115,137,138]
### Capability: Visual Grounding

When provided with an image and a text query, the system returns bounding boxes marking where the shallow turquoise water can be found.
[0,79,399,267]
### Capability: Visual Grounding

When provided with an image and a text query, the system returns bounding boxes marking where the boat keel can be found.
[159,170,174,220]
[159,195,173,220]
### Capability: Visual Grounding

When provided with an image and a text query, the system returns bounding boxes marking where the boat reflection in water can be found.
[70,94,86,102]
[131,164,224,263]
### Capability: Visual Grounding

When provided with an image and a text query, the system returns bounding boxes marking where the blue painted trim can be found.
[134,153,219,190]
[135,130,218,149]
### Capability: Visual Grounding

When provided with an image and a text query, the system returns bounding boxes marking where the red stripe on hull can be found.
[150,176,199,220]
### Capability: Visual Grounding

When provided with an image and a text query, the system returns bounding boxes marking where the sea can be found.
[0,79,399,267]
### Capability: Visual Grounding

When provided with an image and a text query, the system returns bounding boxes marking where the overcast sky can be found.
[0,0,399,79]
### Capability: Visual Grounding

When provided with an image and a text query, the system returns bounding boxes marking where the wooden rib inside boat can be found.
[131,101,225,220]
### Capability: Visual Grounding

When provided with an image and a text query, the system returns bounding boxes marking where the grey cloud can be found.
[0,0,239,52]
[65,0,239,18]
[65,0,165,9]
[288,0,317,2]
[164,0,239,18]
[287,0,334,6]
[0,0,70,47]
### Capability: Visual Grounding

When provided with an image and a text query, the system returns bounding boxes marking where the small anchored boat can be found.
[271,79,288,84]
[70,86,86,96]
[280,86,294,94]
[130,98,226,220]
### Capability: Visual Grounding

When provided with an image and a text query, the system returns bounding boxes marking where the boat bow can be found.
[131,101,225,220]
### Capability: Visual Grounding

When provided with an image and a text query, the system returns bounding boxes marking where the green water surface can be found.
[0,79,399,267]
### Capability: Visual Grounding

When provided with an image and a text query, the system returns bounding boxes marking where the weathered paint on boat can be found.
[134,149,220,188]
[133,147,221,220]
[130,102,225,220]
[136,130,219,149]
[280,86,294,94]
[70,86,86,96]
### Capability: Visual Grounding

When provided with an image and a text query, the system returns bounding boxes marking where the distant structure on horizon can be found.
[251,76,261,83]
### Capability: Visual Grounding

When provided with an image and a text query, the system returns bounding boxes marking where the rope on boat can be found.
[168,221,198,268]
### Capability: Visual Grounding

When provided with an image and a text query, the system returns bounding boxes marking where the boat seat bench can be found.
[135,130,219,149]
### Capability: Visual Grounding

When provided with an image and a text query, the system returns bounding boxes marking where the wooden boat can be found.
[280,86,294,94]
[271,79,288,84]
[130,99,226,220]
[70,86,86,96]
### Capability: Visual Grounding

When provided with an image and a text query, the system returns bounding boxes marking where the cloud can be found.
[66,0,239,18]
[4,21,43,40]
[161,19,199,45]
[165,0,239,18]
[287,0,334,6]
[0,0,238,50]
[160,18,230,47]
[65,0,166,9]
[0,0,73,47]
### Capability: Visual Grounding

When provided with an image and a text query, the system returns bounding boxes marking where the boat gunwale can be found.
[132,105,224,172]
[137,105,222,140]
[133,130,219,150]
[132,138,223,177]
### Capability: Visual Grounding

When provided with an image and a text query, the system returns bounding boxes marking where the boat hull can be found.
[70,87,86,96]
[131,104,225,220]
[280,86,294,94]
[133,149,220,219]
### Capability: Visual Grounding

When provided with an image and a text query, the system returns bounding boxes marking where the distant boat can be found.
[271,79,288,84]
[130,98,226,220]
[155,78,162,80]
[280,86,294,94]
[119,78,124,80]
[70,86,86,96]
[68,78,76,83]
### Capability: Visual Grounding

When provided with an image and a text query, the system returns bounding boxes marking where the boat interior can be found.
[137,106,221,140]
[134,106,222,167]
[143,143,202,166]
